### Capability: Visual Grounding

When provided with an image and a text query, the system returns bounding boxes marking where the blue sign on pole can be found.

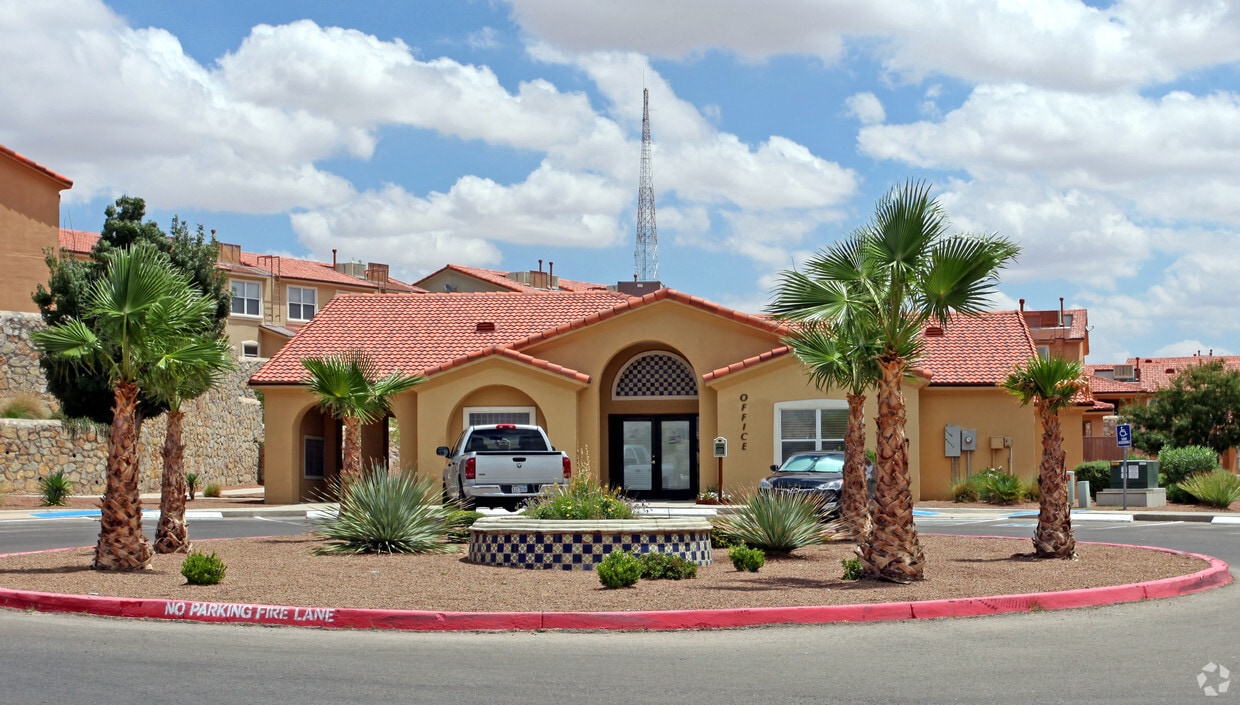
[1116,423,1132,448]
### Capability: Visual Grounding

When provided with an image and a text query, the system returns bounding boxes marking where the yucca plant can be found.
[712,490,841,555]
[1179,471,1240,509]
[314,465,452,555]
[38,471,73,506]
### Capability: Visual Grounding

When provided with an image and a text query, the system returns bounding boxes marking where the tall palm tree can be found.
[32,243,221,570]
[1003,355,1085,558]
[769,181,1019,582]
[146,335,235,554]
[301,351,424,486]
[782,320,881,539]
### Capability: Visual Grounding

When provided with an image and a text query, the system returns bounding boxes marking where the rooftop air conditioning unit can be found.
[336,261,366,279]
[1112,364,1135,381]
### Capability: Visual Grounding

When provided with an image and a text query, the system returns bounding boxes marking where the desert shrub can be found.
[728,544,765,572]
[181,550,227,585]
[37,471,73,507]
[1159,446,1219,485]
[597,550,642,588]
[1024,480,1041,502]
[1071,461,1111,499]
[841,557,864,581]
[445,509,484,543]
[523,470,634,520]
[709,528,735,549]
[968,468,1026,505]
[712,490,839,555]
[314,465,451,555]
[951,479,980,503]
[637,551,698,580]
[1179,471,1240,509]
[0,393,53,420]
[203,482,222,498]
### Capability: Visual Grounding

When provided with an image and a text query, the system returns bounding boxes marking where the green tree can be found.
[1126,360,1240,456]
[1002,355,1085,558]
[146,334,235,554]
[782,320,882,539]
[301,351,424,486]
[32,196,228,424]
[32,243,224,570]
[769,181,1019,582]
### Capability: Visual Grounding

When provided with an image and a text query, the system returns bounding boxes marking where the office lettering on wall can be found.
[738,393,749,451]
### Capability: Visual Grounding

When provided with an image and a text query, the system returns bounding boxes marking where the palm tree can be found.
[32,243,221,570]
[301,351,424,486]
[1002,355,1085,558]
[769,181,1019,582]
[147,335,235,554]
[782,320,881,539]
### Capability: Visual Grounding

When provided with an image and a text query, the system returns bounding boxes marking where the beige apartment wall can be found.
[0,157,65,313]
[917,387,1039,500]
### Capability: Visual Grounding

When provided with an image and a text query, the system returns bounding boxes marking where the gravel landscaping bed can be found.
[0,534,1205,613]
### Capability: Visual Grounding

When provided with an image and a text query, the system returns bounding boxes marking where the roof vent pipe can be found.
[1059,297,1064,326]
[1019,298,1025,312]
[332,249,337,268]
[538,259,543,273]
[549,261,554,278]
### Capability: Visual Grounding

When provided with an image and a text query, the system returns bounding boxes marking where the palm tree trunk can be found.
[154,408,189,554]
[858,358,925,582]
[95,380,153,571]
[841,393,871,539]
[341,417,363,485]
[1033,403,1075,558]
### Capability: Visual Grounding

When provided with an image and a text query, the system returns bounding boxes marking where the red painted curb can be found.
[0,541,1231,632]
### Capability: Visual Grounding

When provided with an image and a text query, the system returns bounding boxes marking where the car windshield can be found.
[778,454,845,473]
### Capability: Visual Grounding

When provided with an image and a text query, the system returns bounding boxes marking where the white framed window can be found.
[304,436,325,479]
[774,400,849,464]
[288,286,317,321]
[230,280,261,317]
[241,340,259,358]
[1037,344,1051,360]
[464,406,535,427]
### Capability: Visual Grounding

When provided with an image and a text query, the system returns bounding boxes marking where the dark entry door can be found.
[609,415,697,500]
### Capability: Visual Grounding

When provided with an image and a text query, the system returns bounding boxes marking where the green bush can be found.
[840,557,864,581]
[1161,474,1197,504]
[1071,461,1111,499]
[712,490,838,555]
[445,509,485,543]
[637,551,698,580]
[597,550,642,588]
[314,465,452,555]
[1159,446,1219,485]
[1179,471,1240,509]
[523,473,634,520]
[203,482,222,498]
[37,471,73,507]
[968,468,1026,505]
[728,544,765,572]
[710,528,735,549]
[951,479,980,503]
[181,550,227,585]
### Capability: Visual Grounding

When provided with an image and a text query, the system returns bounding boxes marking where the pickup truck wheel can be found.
[457,479,474,509]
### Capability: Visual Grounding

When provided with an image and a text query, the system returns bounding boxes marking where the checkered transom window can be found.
[613,352,698,399]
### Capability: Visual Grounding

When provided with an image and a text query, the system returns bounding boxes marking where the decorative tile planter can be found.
[467,516,714,571]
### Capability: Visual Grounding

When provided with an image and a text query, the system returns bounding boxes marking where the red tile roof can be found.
[1083,370,1147,395]
[1,144,72,187]
[702,346,793,382]
[57,230,421,292]
[250,291,634,384]
[920,310,1038,385]
[1117,355,1240,392]
[249,288,787,385]
[416,264,610,293]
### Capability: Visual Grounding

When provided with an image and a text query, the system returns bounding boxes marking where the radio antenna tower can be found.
[634,88,658,281]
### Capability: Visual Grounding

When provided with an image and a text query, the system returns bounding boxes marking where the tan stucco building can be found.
[0,145,72,313]
[250,288,1088,505]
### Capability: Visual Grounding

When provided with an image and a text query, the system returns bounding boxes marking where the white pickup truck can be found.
[437,424,571,508]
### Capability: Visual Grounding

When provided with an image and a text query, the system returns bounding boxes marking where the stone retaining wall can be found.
[0,310,265,495]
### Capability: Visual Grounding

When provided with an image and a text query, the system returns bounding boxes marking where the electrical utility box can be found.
[961,429,977,452]
[944,425,961,458]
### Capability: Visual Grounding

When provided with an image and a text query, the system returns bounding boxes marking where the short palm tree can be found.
[769,181,1019,582]
[301,351,424,486]
[783,320,882,539]
[146,335,234,554]
[1002,355,1085,558]
[32,243,222,570]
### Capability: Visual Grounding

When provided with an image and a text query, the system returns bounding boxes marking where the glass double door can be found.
[609,415,697,500]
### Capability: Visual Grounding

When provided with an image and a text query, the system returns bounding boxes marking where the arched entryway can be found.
[603,348,699,500]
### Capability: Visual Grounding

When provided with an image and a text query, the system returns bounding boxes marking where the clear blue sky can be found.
[4,0,1240,362]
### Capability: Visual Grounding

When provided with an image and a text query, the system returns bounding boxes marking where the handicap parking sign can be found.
[1116,423,1132,447]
